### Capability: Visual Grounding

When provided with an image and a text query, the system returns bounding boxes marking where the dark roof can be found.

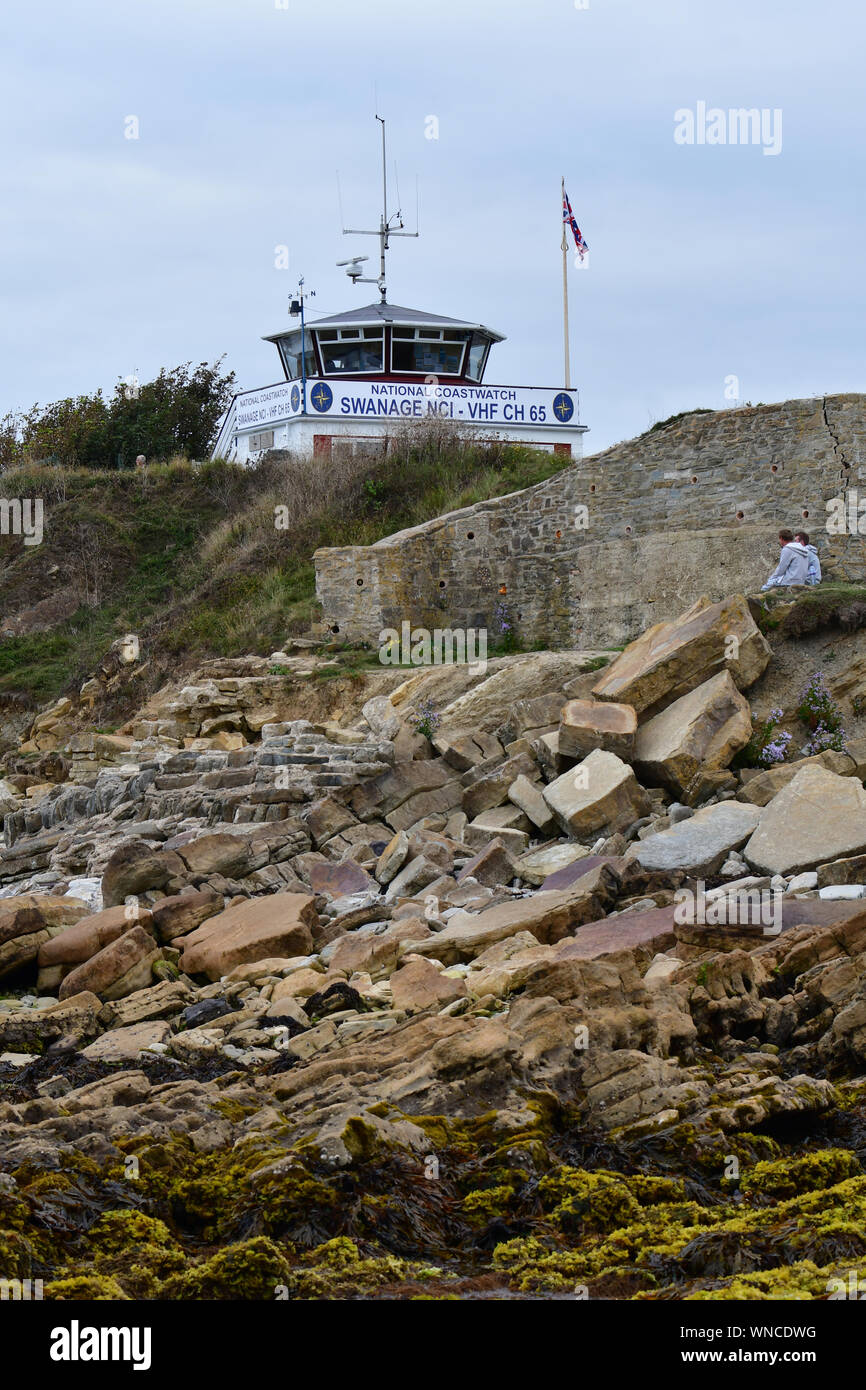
[263,301,504,343]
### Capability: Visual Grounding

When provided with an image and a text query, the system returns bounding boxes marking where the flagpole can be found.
[561,176,571,389]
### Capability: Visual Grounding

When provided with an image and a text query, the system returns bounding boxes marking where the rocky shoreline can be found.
[3,592,866,1300]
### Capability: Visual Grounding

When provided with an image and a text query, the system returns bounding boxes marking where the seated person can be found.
[761,529,809,590]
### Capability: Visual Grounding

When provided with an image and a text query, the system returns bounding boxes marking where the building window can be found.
[277,330,316,381]
[465,334,490,381]
[316,327,384,374]
[391,327,471,376]
[249,431,274,452]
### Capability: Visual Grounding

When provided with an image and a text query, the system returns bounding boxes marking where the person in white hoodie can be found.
[795,530,822,586]
[761,529,810,590]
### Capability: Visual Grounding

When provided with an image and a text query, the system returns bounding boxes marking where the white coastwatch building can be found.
[213,299,589,464]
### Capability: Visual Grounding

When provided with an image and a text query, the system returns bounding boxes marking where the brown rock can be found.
[633,671,752,796]
[737,749,856,807]
[559,699,637,760]
[59,926,162,1001]
[744,766,866,876]
[592,594,771,716]
[390,957,467,1013]
[0,894,90,980]
[507,774,557,833]
[177,833,253,878]
[38,904,153,969]
[461,752,537,820]
[102,840,187,908]
[542,749,651,837]
[374,830,410,884]
[433,732,504,771]
[307,860,376,899]
[179,893,317,980]
[457,839,517,888]
[410,865,620,964]
[81,1020,171,1062]
[151,889,224,943]
[305,797,359,848]
[327,917,432,977]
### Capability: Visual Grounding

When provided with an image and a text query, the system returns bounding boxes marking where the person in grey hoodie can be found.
[795,530,822,585]
[761,529,810,590]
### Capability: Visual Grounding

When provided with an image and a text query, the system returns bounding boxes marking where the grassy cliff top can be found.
[0,433,571,718]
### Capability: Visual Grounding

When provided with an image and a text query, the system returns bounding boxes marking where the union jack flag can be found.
[562,187,588,260]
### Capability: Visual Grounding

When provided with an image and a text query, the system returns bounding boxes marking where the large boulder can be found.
[176,833,254,879]
[633,671,752,797]
[542,750,651,838]
[58,925,163,1001]
[37,904,153,989]
[179,893,317,980]
[629,801,761,876]
[592,594,770,717]
[102,840,186,907]
[744,766,866,876]
[559,699,637,760]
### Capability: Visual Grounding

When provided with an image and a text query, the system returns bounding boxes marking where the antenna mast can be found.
[340,116,419,302]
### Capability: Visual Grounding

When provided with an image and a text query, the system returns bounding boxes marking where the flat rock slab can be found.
[516,842,593,886]
[539,854,626,892]
[410,867,619,964]
[555,905,679,960]
[179,892,317,981]
[744,766,866,876]
[630,801,761,876]
[592,593,770,717]
[633,671,751,797]
[551,897,863,966]
[81,1020,171,1062]
[307,860,376,899]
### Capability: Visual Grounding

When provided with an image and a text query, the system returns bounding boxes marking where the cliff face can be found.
[314,394,866,649]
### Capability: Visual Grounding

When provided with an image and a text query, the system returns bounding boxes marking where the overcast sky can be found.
[2,0,863,454]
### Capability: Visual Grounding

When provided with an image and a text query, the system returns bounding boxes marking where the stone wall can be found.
[313,394,866,650]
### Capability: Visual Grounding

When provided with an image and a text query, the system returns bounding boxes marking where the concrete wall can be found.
[313,394,866,650]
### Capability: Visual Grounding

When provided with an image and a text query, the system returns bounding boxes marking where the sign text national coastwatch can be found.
[234,379,577,430]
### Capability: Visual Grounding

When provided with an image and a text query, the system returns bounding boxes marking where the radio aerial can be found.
[340,116,419,303]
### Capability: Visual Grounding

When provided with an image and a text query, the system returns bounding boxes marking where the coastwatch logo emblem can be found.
[310,382,333,412]
[552,392,574,423]
[290,384,300,411]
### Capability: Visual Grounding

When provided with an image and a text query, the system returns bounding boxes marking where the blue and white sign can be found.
[233,379,579,431]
